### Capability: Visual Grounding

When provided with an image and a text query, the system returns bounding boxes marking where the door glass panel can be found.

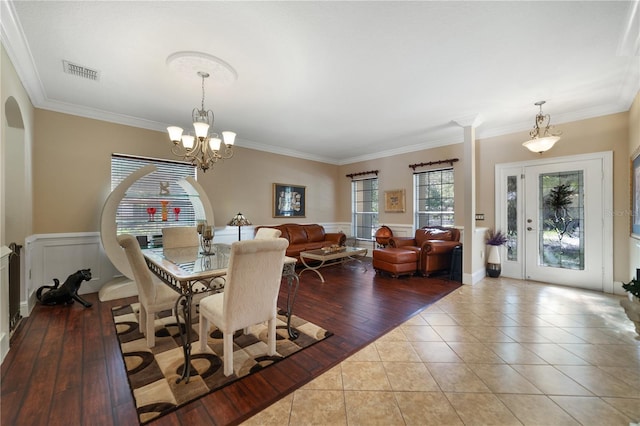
[538,171,584,270]
[506,175,518,261]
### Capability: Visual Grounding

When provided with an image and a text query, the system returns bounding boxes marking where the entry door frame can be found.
[494,151,613,293]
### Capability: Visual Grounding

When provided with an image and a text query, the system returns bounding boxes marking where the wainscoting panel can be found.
[1,246,11,364]
[25,232,121,314]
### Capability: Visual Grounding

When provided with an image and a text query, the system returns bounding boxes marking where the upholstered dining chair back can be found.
[117,234,179,347]
[162,226,199,249]
[254,227,282,240]
[198,238,289,376]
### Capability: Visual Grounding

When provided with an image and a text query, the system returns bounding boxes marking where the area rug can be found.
[112,303,333,425]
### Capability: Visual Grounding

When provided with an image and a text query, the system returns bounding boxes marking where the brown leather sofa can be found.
[254,224,346,262]
[385,226,461,277]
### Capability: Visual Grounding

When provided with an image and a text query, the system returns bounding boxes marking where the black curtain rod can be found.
[409,158,459,171]
[345,170,379,179]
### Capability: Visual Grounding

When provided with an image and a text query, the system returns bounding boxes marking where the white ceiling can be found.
[2,1,639,165]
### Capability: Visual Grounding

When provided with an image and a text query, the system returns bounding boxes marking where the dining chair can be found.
[162,226,199,249]
[117,234,180,348]
[198,238,289,376]
[254,227,282,239]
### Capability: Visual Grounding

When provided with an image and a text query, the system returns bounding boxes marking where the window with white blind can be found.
[111,154,197,237]
[414,168,454,227]
[352,177,379,240]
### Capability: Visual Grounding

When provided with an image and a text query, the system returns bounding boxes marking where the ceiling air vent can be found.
[62,60,100,81]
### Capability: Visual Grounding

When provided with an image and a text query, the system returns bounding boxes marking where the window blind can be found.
[352,177,379,240]
[111,154,197,238]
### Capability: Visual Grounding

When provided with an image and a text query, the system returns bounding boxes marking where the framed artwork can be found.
[273,183,306,218]
[384,189,405,213]
[632,148,640,238]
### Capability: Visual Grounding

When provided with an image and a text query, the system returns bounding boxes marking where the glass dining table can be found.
[142,244,299,383]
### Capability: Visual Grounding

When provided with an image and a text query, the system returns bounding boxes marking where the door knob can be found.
[527,227,533,231]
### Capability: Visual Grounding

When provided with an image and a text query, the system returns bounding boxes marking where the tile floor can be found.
[243,277,640,425]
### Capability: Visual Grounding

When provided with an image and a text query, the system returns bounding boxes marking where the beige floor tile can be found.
[560,343,640,368]
[431,325,481,342]
[554,365,640,398]
[383,361,440,391]
[375,340,422,362]
[532,327,587,343]
[403,314,429,325]
[560,327,629,344]
[400,324,443,342]
[376,327,408,342]
[411,341,463,363]
[447,312,485,326]
[505,313,555,327]
[520,342,590,365]
[463,326,515,343]
[499,326,552,343]
[426,363,491,393]
[601,397,640,421]
[484,342,548,364]
[242,393,293,425]
[394,391,463,425]
[549,395,633,426]
[341,361,391,391]
[510,364,593,395]
[469,364,542,394]
[301,365,343,390]
[422,313,458,326]
[447,342,506,364]
[498,394,580,425]
[346,343,381,362]
[289,389,347,425]
[344,390,405,426]
[599,366,640,390]
[445,392,522,425]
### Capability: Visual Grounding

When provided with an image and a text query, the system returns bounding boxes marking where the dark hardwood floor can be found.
[1,258,460,426]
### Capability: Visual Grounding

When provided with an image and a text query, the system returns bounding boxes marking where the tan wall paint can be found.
[477,112,630,283]
[1,44,34,247]
[337,143,465,225]
[32,109,339,233]
[629,91,640,279]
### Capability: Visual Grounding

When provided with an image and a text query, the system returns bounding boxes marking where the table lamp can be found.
[228,212,251,241]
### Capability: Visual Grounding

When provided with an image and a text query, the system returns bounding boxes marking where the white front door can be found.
[495,152,612,291]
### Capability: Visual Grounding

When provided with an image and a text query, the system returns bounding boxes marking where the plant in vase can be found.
[620,271,640,339]
[485,229,508,278]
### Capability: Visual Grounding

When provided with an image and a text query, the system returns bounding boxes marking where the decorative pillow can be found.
[255,228,282,239]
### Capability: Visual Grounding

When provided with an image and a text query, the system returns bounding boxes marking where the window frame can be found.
[351,177,379,241]
[413,167,455,229]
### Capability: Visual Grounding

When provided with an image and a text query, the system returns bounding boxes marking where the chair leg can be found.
[223,332,234,376]
[199,315,209,352]
[139,304,147,336]
[146,312,155,348]
[267,317,276,356]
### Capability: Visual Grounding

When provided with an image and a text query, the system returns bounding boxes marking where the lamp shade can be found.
[522,136,560,153]
[222,131,236,145]
[167,126,183,142]
[228,212,251,226]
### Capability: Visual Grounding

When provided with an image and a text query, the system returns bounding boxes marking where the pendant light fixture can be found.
[522,101,562,154]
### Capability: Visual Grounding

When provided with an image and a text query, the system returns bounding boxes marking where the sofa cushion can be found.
[305,224,326,243]
[285,225,308,245]
[415,228,455,245]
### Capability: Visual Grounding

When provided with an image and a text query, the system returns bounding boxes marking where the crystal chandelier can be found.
[167,71,235,172]
[522,101,562,154]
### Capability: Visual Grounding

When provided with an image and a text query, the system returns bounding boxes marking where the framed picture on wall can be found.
[632,148,640,238]
[273,183,306,218]
[384,189,406,213]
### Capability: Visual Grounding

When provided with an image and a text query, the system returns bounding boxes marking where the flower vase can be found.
[486,245,501,278]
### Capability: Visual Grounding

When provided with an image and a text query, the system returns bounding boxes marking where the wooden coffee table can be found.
[300,246,368,282]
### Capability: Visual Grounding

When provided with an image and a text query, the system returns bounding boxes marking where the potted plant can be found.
[485,229,508,278]
[620,271,640,339]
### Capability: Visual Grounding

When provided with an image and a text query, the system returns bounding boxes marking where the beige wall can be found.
[629,91,640,280]
[336,143,465,225]
[33,109,339,233]
[1,44,34,247]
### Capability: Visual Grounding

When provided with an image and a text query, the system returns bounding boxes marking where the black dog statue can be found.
[36,269,93,308]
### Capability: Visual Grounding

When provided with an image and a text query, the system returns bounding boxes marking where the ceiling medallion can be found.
[166,51,238,86]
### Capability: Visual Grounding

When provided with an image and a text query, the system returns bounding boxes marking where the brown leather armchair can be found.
[389,226,461,276]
